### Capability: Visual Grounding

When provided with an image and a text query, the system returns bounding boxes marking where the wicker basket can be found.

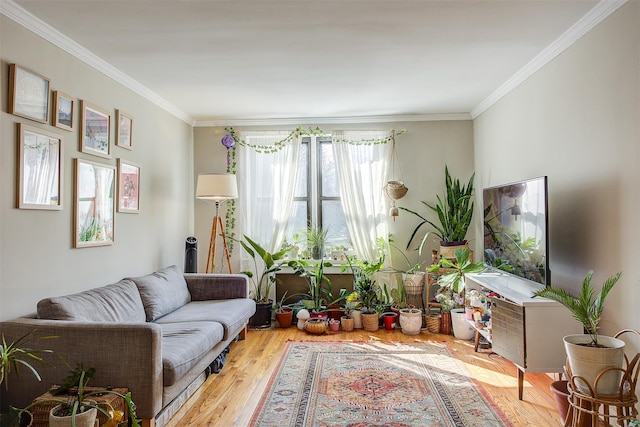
[427,314,442,334]
[385,181,408,200]
[304,318,327,334]
[31,386,128,427]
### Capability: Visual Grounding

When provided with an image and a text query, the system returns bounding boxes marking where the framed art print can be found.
[116,110,133,150]
[80,100,111,158]
[117,159,140,213]
[74,158,115,248]
[17,123,63,210]
[53,91,74,131]
[8,64,50,123]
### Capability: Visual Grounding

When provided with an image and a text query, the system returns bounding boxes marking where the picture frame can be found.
[17,123,63,210]
[116,110,133,150]
[117,159,140,213]
[74,158,116,248]
[80,100,111,159]
[53,91,74,131]
[8,64,50,123]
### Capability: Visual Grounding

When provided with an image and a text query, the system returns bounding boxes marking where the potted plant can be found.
[0,330,56,427]
[401,166,475,260]
[274,292,294,328]
[532,270,624,395]
[428,248,484,339]
[287,259,346,317]
[43,363,139,427]
[305,225,329,260]
[240,235,291,328]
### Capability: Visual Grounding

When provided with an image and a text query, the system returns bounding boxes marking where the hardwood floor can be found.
[164,325,564,426]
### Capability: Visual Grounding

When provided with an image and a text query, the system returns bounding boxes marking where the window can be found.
[286,135,350,251]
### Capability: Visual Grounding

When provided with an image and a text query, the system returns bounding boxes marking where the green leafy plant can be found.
[45,363,140,427]
[239,235,291,303]
[1,330,56,389]
[401,166,475,253]
[287,260,345,312]
[305,225,329,259]
[428,248,484,293]
[532,271,621,346]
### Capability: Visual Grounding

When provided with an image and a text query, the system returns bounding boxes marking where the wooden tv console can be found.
[465,272,581,400]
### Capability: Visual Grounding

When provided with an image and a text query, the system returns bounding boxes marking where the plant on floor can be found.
[240,235,291,303]
[45,363,140,427]
[287,259,346,313]
[400,165,475,253]
[532,270,621,347]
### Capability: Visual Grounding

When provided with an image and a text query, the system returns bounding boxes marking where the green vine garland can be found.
[220,126,407,254]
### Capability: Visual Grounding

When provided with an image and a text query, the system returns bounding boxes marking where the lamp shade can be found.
[196,173,238,201]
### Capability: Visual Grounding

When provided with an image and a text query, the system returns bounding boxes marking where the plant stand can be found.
[564,329,640,427]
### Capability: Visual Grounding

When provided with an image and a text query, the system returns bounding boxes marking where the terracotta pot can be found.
[329,320,340,332]
[361,312,379,332]
[441,311,452,335]
[275,307,293,328]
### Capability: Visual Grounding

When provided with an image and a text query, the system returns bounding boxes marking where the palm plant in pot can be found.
[532,270,624,395]
[287,259,346,318]
[400,166,475,260]
[240,235,291,328]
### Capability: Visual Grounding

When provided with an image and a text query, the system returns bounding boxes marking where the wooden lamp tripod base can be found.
[206,201,232,274]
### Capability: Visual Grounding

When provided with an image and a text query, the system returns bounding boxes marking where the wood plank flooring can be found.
[164,325,564,426]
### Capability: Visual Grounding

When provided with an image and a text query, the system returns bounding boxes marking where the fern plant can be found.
[532,271,621,346]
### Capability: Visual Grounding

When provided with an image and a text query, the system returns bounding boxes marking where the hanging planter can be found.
[385,131,408,221]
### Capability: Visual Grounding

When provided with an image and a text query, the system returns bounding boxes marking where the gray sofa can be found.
[0,265,256,427]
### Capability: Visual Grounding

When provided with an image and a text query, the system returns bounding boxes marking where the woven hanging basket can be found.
[385,180,408,201]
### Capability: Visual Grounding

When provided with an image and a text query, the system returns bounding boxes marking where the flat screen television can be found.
[482,176,549,287]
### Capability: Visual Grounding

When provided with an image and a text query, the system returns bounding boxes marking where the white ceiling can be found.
[5,0,624,125]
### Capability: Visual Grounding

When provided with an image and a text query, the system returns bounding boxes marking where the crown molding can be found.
[194,113,471,128]
[471,0,628,119]
[1,0,194,125]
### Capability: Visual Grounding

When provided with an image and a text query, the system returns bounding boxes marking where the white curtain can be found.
[238,130,300,272]
[332,130,391,262]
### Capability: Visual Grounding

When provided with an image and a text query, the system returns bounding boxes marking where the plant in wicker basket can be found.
[39,364,139,427]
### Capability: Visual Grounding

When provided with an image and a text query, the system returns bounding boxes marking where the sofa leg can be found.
[239,325,247,340]
[141,419,155,427]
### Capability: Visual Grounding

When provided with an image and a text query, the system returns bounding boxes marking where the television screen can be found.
[482,176,549,286]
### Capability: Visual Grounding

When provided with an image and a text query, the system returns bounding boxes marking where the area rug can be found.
[249,341,512,427]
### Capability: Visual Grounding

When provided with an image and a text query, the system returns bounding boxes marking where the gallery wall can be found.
[0,17,194,320]
[193,121,474,275]
[473,1,640,350]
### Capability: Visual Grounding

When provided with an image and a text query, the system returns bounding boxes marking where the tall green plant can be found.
[0,330,56,389]
[287,260,345,312]
[401,166,475,253]
[532,271,621,346]
[240,235,290,303]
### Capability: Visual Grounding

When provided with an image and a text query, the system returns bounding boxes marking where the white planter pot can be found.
[563,334,626,395]
[402,273,425,296]
[351,310,363,329]
[399,308,422,335]
[49,404,97,427]
[451,308,475,340]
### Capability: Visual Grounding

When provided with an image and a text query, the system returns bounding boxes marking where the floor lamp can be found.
[196,173,238,273]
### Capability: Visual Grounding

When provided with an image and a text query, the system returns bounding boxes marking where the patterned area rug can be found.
[249,341,512,427]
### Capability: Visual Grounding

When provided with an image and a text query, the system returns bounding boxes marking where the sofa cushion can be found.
[36,279,146,322]
[153,299,256,340]
[158,321,224,386]
[130,265,191,322]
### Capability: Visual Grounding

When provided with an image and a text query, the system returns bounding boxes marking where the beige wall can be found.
[193,121,474,274]
[0,17,194,320]
[473,1,640,350]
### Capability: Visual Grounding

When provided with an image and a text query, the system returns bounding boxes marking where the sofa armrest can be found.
[184,273,250,300]
[0,317,163,420]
